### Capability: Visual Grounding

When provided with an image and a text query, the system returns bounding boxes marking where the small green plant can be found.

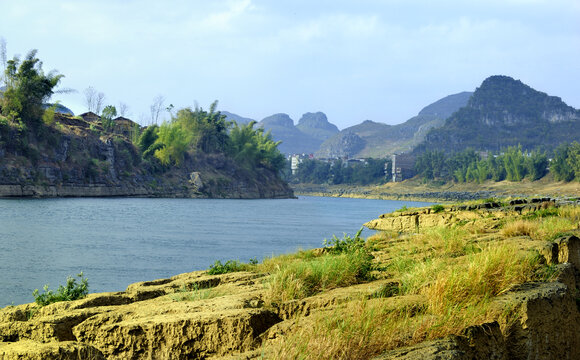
[323,227,365,254]
[207,260,245,275]
[431,204,445,213]
[32,272,89,306]
[396,205,408,212]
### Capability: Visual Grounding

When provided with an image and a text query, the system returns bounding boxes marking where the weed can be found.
[32,272,89,306]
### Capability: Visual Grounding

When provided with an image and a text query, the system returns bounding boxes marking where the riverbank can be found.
[1,198,579,359]
[292,175,580,202]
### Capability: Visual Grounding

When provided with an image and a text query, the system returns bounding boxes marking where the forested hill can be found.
[416,75,580,153]
[0,50,293,198]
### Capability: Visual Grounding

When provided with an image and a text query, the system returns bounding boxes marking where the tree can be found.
[84,86,105,114]
[150,95,165,124]
[101,105,117,131]
[1,49,63,124]
[551,143,575,182]
[0,37,7,87]
[118,102,129,117]
[567,142,580,181]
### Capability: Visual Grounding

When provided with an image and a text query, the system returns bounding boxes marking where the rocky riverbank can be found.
[0,114,294,199]
[1,198,580,359]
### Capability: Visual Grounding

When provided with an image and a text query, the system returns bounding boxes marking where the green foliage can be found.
[32,272,89,306]
[551,143,575,181]
[207,260,245,275]
[154,121,189,165]
[229,121,286,172]
[100,105,117,132]
[42,103,57,126]
[1,49,63,124]
[567,142,580,181]
[413,145,552,184]
[415,150,446,180]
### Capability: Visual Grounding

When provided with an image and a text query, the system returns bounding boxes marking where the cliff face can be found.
[0,114,293,199]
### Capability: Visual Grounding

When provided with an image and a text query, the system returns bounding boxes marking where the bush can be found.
[323,227,365,254]
[32,272,89,306]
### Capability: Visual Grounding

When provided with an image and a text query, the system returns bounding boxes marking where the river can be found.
[0,196,431,306]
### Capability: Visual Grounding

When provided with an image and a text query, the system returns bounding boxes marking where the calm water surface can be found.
[0,196,431,306]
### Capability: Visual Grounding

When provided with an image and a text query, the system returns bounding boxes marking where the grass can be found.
[501,205,579,240]
[266,249,373,304]
[263,202,572,359]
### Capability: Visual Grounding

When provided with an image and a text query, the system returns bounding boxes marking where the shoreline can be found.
[291,178,580,203]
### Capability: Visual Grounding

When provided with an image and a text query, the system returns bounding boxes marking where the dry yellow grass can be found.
[501,220,538,237]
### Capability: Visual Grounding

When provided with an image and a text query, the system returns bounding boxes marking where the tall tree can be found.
[118,102,129,117]
[150,95,165,124]
[1,49,63,124]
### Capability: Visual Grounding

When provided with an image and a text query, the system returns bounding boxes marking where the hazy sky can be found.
[1,0,579,129]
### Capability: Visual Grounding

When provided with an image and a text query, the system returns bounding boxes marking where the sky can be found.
[1,0,579,129]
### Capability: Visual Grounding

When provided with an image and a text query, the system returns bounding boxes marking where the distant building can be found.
[290,155,302,175]
[392,153,416,182]
[79,112,100,123]
[113,116,140,138]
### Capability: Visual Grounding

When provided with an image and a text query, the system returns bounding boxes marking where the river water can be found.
[0,196,431,306]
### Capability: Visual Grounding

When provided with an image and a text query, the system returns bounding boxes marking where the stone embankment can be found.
[2,199,580,359]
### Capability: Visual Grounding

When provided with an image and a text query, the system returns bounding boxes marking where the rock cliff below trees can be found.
[1,199,580,359]
[0,114,293,199]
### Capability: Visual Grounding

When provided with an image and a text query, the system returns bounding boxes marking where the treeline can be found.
[293,158,388,185]
[415,143,580,183]
[137,104,285,173]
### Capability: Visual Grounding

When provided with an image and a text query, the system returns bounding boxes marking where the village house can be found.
[79,111,100,123]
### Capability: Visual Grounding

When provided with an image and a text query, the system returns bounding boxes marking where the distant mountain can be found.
[295,112,339,142]
[221,111,254,125]
[43,103,75,116]
[316,92,472,158]
[258,113,322,155]
[416,76,580,153]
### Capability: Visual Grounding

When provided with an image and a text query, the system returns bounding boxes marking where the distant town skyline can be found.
[1,0,578,129]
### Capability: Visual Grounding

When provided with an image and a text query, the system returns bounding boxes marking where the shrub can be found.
[431,204,445,213]
[32,272,89,306]
[323,227,365,254]
[207,260,245,275]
